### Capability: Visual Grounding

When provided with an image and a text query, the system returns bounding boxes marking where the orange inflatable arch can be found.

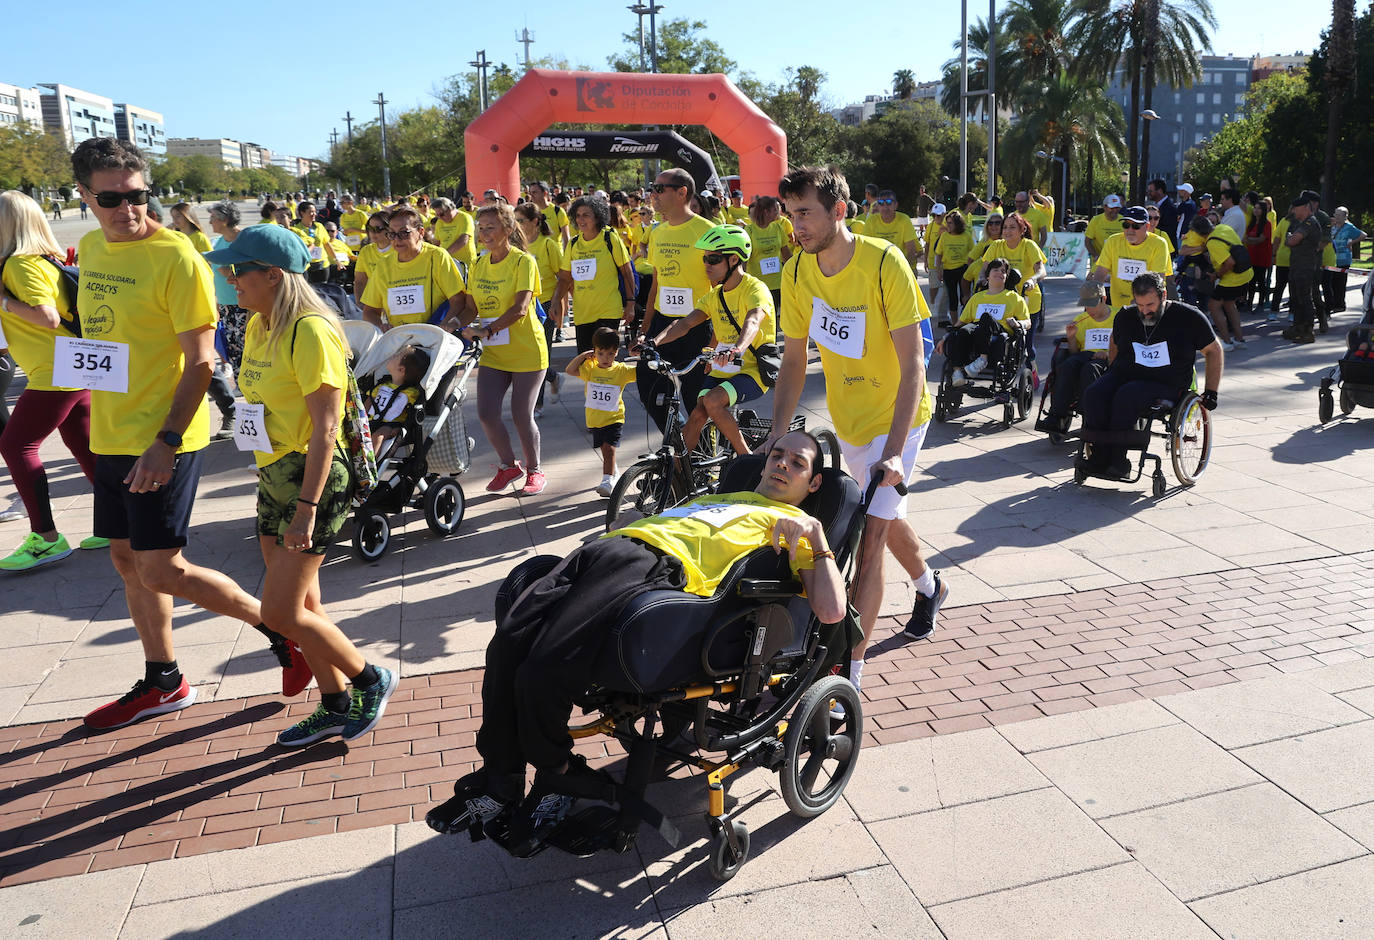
[465,70,788,200]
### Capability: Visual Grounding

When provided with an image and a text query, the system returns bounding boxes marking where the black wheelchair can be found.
[933,319,1035,427]
[1073,383,1213,497]
[1318,325,1374,423]
[454,451,879,881]
[1033,338,1109,444]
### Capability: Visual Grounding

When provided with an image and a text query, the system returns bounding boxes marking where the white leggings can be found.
[477,366,542,469]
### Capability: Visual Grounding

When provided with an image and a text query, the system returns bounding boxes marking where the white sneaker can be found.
[594,474,614,497]
[1234,336,1246,345]
[950,368,969,387]
[1220,339,1235,352]
[965,355,988,378]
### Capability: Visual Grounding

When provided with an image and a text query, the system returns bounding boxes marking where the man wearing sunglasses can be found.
[636,168,714,433]
[1089,206,1173,310]
[1085,194,1125,265]
[863,190,920,270]
[70,138,269,730]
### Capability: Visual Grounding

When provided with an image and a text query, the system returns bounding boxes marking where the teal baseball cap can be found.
[203,223,312,273]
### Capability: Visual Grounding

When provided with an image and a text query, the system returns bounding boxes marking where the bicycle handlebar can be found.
[638,345,719,378]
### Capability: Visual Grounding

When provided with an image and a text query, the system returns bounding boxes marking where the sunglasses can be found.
[651,183,686,193]
[877,198,895,205]
[367,225,388,233]
[220,261,274,278]
[702,253,730,266]
[90,188,151,209]
[1121,221,1145,230]
[387,228,416,239]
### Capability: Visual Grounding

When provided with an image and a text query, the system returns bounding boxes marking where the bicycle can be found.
[604,345,837,532]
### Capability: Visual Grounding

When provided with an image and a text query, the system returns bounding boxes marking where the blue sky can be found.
[5,0,1326,160]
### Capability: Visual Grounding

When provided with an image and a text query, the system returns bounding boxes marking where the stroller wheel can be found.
[352,512,390,562]
[423,477,466,536]
[1340,387,1356,415]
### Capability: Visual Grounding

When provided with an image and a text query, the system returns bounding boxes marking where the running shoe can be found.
[594,474,614,498]
[79,536,110,550]
[0,532,73,571]
[950,368,969,387]
[270,639,314,697]
[215,411,235,440]
[904,571,950,640]
[521,469,547,495]
[84,677,196,730]
[964,355,988,379]
[486,463,525,492]
[341,666,397,740]
[277,703,347,747]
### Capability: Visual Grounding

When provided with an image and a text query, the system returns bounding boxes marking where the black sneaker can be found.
[904,571,949,640]
[426,769,521,836]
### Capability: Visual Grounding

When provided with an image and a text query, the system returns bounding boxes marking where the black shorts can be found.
[590,422,623,449]
[1212,283,1248,302]
[93,449,204,551]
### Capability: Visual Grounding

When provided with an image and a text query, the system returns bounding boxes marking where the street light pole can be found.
[374,93,391,201]
[1141,109,1184,188]
[1035,150,1068,227]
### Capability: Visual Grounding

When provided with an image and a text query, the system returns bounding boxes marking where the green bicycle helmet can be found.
[693,223,752,261]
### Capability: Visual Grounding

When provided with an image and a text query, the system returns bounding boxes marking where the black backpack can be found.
[1208,236,1252,275]
[0,255,82,337]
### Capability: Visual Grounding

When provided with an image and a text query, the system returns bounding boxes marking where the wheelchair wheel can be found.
[780,675,862,819]
[352,511,390,562]
[1319,391,1335,424]
[422,477,465,536]
[1340,387,1357,415]
[814,428,843,471]
[707,818,750,882]
[1169,395,1212,486]
[605,460,669,532]
[1015,368,1034,422]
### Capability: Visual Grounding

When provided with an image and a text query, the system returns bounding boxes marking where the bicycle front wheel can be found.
[605,460,671,532]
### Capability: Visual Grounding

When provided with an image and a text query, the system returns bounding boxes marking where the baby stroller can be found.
[453,450,881,881]
[342,320,381,365]
[933,318,1034,427]
[349,325,479,560]
[1318,324,1374,423]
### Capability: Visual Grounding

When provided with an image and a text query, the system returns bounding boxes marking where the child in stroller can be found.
[367,343,430,459]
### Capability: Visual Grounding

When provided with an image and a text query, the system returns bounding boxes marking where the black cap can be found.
[1301,189,1320,203]
[1290,195,1308,208]
[1121,205,1149,223]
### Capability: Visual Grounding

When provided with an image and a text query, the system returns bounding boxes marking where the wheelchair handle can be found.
[862,468,908,510]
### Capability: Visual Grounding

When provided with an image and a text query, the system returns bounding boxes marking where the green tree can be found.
[1001,0,1075,90]
[893,69,917,99]
[841,101,958,208]
[1323,0,1358,207]
[0,125,71,192]
[940,17,1010,114]
[759,66,843,170]
[1188,72,1311,203]
[609,18,738,75]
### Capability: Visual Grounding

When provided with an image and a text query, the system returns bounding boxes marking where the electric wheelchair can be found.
[435,450,884,881]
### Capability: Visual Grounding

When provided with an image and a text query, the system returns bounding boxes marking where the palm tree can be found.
[1324,0,1357,206]
[1002,0,1075,88]
[1069,0,1215,200]
[893,69,916,100]
[1006,73,1127,213]
[940,18,1012,115]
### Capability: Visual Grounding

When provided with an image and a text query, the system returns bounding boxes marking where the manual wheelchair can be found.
[1073,381,1213,497]
[932,318,1035,428]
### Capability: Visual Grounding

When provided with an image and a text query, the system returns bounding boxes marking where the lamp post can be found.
[374,93,391,201]
[1140,109,1184,188]
[1034,151,1068,228]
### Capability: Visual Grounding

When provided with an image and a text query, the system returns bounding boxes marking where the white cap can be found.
[1104,194,1123,208]
[1177,183,1194,195]
[931,203,947,215]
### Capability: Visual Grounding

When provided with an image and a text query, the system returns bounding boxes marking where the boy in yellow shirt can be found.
[566,328,637,496]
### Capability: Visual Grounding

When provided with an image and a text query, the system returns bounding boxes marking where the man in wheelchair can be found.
[1077,272,1223,480]
[427,430,847,855]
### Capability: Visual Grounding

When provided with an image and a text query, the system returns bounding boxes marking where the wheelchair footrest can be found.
[544,805,623,858]
[1078,428,1152,449]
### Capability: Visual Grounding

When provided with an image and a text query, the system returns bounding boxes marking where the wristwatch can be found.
[158,430,183,448]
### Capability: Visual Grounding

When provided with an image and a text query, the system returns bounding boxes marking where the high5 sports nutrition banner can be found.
[1044,233,1090,279]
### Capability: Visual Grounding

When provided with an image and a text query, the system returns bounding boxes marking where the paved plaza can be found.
[2,212,1373,936]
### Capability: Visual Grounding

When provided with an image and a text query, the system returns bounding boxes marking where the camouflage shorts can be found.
[256,451,351,555]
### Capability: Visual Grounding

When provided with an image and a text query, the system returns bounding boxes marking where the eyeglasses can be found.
[1121,221,1145,230]
[90,188,151,209]
[651,183,686,193]
[877,198,895,206]
[702,253,730,266]
[387,228,415,239]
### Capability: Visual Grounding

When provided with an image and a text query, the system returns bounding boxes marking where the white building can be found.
[37,83,117,148]
[114,104,166,156]
[0,82,44,131]
[240,141,272,170]
[167,137,243,170]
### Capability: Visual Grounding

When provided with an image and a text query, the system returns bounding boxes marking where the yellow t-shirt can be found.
[1152,230,1175,254]
[526,235,563,304]
[1069,310,1114,355]
[339,209,370,248]
[541,204,569,238]
[236,312,347,468]
[561,229,630,325]
[185,228,213,256]
[356,243,389,279]
[744,219,789,290]
[698,273,777,384]
[979,238,1047,314]
[935,230,976,268]
[648,215,715,318]
[778,215,795,244]
[780,235,934,446]
[77,226,217,455]
[1085,213,1124,256]
[963,239,993,282]
[360,243,466,326]
[467,248,547,373]
[924,225,942,267]
[725,206,750,224]
[291,222,337,269]
[1024,199,1054,242]
[864,212,919,252]
[1206,225,1253,288]
[1097,232,1172,308]
[0,255,79,391]
[607,491,816,597]
[433,213,476,266]
[959,288,1029,329]
[631,222,655,276]
[1274,218,1292,267]
[578,358,636,427]
[847,218,866,236]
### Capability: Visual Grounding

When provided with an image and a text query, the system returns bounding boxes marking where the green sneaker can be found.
[0,533,73,571]
[277,703,347,747]
[79,536,110,550]
[342,666,397,740]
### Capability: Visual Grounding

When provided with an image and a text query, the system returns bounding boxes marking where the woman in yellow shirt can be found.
[0,190,99,571]
[979,212,1048,365]
[515,202,566,414]
[169,202,213,255]
[205,224,397,747]
[551,194,636,353]
[291,201,342,284]
[448,205,549,496]
[935,258,1030,385]
[934,210,976,319]
[353,211,392,300]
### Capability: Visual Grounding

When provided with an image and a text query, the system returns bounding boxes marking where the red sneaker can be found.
[486,462,525,492]
[272,640,314,697]
[84,678,196,731]
[520,469,547,495]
